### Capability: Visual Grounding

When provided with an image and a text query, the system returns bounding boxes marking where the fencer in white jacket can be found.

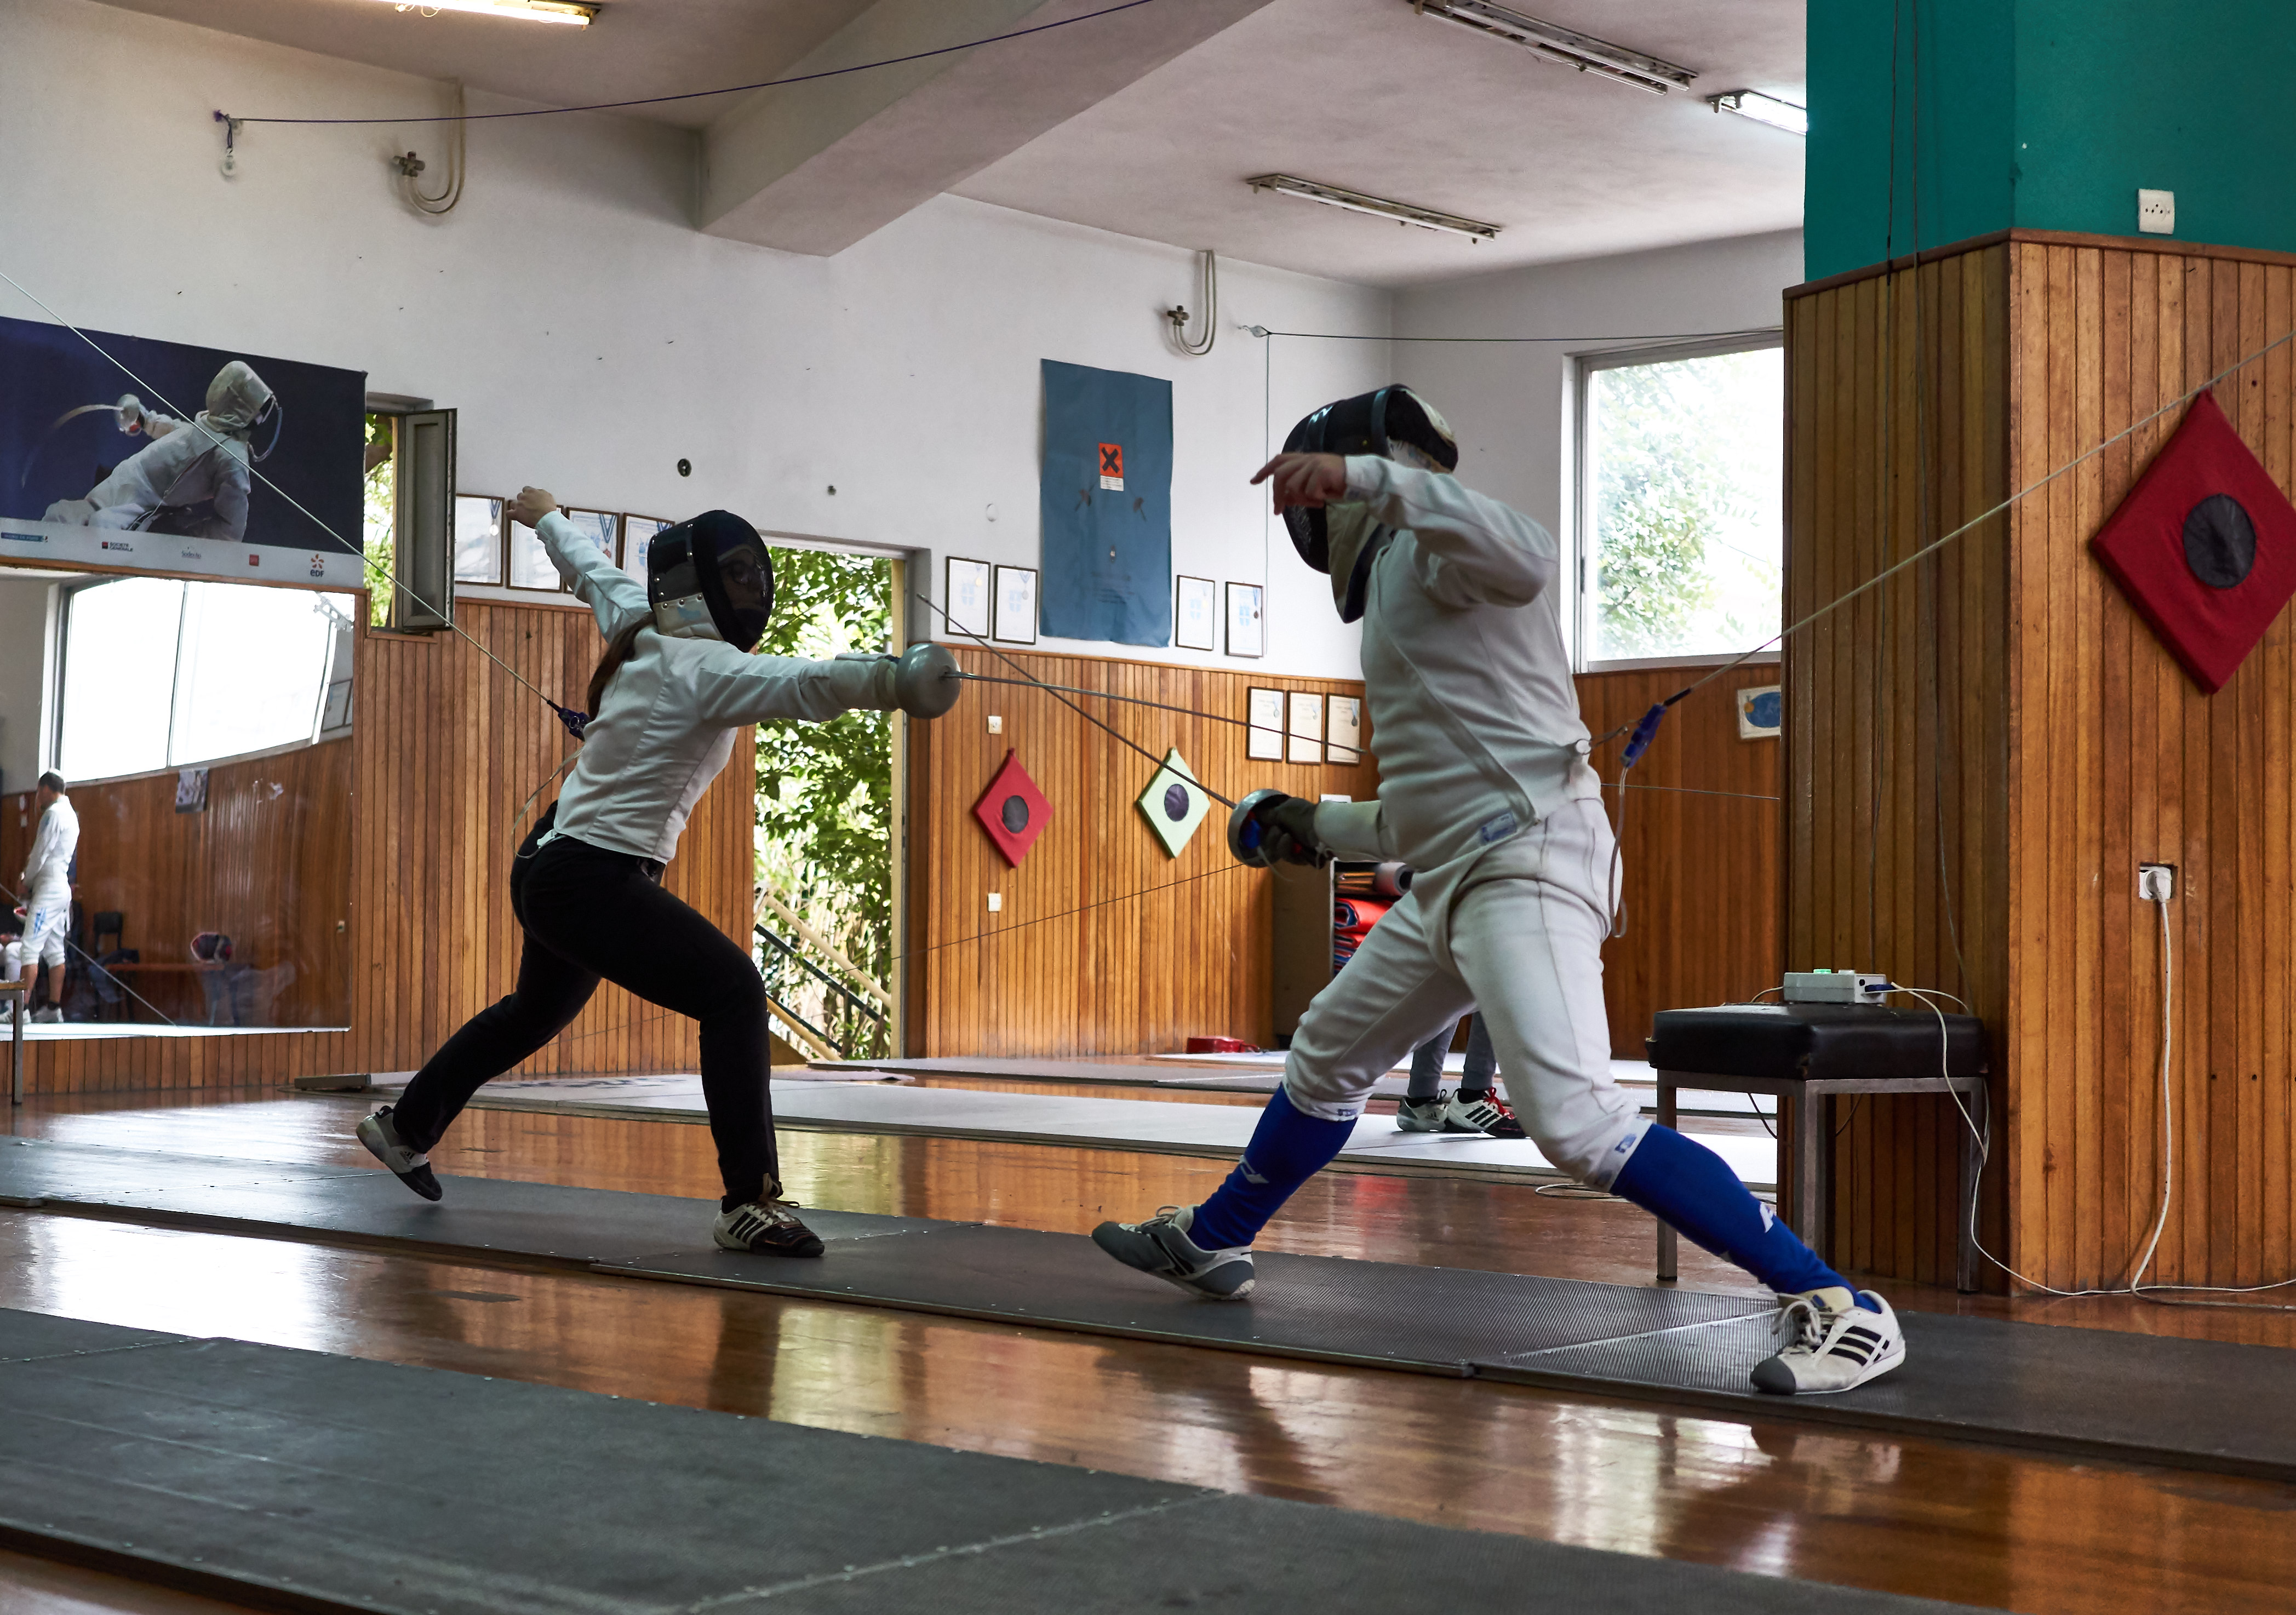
[1093,386,1906,1396]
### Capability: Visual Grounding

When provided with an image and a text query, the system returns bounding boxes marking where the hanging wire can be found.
[219,0,1166,127]
[1167,250,1217,357]
[393,80,467,216]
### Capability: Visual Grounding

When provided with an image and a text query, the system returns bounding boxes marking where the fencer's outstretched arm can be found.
[1342,456,1558,608]
[534,509,651,642]
[1313,798,1398,861]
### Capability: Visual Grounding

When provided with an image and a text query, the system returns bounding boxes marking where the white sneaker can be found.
[32,1007,61,1024]
[712,1199,825,1258]
[1091,1204,1255,1300]
[1439,1091,1526,1139]
[1395,1093,1448,1131]
[1750,1287,1905,1394]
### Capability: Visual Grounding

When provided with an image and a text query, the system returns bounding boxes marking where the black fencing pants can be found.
[393,819,777,1210]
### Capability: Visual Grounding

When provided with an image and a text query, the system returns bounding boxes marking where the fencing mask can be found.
[1281,385,1458,623]
[196,361,282,462]
[646,509,775,651]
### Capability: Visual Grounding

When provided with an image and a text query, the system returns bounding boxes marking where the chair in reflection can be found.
[89,910,139,1024]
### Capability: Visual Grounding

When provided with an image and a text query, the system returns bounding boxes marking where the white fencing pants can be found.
[1281,797,1647,1187]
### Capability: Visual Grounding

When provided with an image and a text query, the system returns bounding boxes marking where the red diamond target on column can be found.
[2089,390,2296,692]
[973,749,1052,867]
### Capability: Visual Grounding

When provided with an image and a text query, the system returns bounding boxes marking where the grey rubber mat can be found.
[0,1306,1974,1615]
[0,1136,941,1264]
[0,1308,179,1364]
[1479,1310,2296,1481]
[606,1223,1767,1372]
[6,1139,2292,1481]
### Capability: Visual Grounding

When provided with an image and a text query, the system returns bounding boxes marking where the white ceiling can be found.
[958,0,1806,286]
[93,0,1803,287]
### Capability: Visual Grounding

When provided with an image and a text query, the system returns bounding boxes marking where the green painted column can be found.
[1807,1,2296,282]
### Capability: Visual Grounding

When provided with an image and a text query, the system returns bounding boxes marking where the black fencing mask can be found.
[1280,384,1457,623]
[648,509,775,651]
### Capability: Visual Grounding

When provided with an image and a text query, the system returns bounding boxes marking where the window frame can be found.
[1570,331,1787,674]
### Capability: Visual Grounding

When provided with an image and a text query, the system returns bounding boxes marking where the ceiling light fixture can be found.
[1410,1,1693,95]
[377,0,597,26]
[1245,174,1499,242]
[1705,89,1808,136]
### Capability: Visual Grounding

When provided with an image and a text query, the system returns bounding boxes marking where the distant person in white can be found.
[42,361,274,544]
[12,772,78,1023]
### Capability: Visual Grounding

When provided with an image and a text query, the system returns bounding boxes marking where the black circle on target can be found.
[1163,782,1190,821]
[2183,493,2257,589]
[1000,795,1030,834]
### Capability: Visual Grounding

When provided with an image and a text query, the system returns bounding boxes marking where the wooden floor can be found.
[2,1086,2293,1614]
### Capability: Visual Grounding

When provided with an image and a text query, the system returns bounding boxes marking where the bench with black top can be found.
[1645,1003,1991,1293]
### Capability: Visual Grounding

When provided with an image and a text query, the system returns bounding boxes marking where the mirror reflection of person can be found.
[42,361,274,543]
[13,772,78,1023]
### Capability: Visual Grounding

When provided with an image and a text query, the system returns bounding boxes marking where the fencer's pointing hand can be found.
[508,486,559,528]
[1251,452,1348,511]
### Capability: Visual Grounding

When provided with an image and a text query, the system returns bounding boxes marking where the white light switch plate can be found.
[987,892,1002,912]
[2138,188,2175,235]
[987,714,1002,734]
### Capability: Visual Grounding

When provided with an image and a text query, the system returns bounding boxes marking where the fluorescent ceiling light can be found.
[1411,1,1694,95]
[1707,89,1807,136]
[375,0,597,26]
[1246,174,1499,242]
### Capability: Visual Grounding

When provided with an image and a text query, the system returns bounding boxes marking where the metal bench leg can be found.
[1792,1087,1825,1257]
[1655,1078,1677,1282]
[1956,1076,1987,1293]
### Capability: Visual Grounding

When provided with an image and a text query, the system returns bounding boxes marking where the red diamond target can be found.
[2089,390,2296,693]
[973,749,1052,867]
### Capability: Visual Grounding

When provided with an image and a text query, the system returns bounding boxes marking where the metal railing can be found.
[755,923,889,1062]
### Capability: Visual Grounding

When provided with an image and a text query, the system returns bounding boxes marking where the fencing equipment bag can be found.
[1281,385,1458,622]
[646,509,776,651]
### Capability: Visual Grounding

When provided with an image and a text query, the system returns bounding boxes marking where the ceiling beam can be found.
[701,0,1275,256]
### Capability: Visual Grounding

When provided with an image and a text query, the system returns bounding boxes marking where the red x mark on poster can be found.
[1099,443,1124,479]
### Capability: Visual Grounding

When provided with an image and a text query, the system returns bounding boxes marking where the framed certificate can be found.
[993,564,1039,644]
[1174,575,1217,650]
[1327,695,1362,765]
[946,557,992,639]
[453,495,503,586]
[1226,581,1264,657]
[1287,691,1324,765]
[623,515,674,580]
[1246,687,1284,761]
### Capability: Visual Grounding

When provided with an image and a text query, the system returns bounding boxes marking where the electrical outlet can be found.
[2139,863,2175,901]
[987,892,1002,912]
[2138,188,2175,236]
[987,714,1002,734]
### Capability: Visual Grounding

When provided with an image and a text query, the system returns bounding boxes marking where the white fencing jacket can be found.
[51,421,253,542]
[22,797,79,900]
[1312,457,1600,877]
[535,512,885,866]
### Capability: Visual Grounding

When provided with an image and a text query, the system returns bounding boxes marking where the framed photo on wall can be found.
[1246,687,1284,761]
[1287,691,1324,765]
[946,557,992,639]
[1327,695,1362,765]
[993,564,1039,644]
[1173,575,1217,651]
[623,515,674,580]
[1226,582,1264,657]
[453,495,503,586]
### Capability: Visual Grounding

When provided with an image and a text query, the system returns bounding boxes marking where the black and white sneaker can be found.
[713,1200,826,1258]
[1091,1204,1255,1300]
[1395,1093,1449,1132]
[356,1106,441,1202]
[1750,1287,1905,1394]
[1442,1090,1526,1140]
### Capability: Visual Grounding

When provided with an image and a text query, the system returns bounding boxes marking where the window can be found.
[1577,341,1783,667]
[58,578,356,782]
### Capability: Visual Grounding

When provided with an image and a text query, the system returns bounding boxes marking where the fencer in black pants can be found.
[390,808,781,1211]
[357,485,957,1256]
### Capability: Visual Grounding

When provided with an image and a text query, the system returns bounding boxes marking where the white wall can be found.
[0,0,1392,678]
[1389,231,1803,644]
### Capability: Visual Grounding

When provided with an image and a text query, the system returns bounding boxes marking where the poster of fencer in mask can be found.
[0,313,364,572]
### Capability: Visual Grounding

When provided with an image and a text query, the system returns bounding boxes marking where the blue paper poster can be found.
[1040,359,1171,645]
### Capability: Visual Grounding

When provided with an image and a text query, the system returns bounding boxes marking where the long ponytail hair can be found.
[586,618,645,717]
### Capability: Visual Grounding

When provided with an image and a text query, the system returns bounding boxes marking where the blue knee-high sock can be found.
[1611,1124,1877,1310]
[1188,1089,1354,1250]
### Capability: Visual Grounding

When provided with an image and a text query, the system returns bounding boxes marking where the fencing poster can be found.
[1039,359,1171,646]
[0,313,365,582]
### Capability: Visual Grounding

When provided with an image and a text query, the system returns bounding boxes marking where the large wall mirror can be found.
[0,564,354,1035]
